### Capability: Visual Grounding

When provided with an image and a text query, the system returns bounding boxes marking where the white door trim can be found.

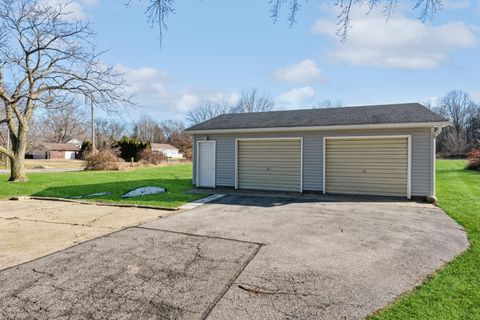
[235,137,303,192]
[323,135,412,199]
[196,140,216,188]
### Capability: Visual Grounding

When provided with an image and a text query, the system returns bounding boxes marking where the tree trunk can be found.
[9,151,27,182]
[8,127,28,182]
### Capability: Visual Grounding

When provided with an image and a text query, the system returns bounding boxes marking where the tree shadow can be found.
[33,178,205,208]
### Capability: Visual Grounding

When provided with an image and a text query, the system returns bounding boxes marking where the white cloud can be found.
[277,87,316,106]
[273,59,324,83]
[312,10,477,69]
[80,0,99,6]
[117,65,238,121]
[471,91,480,101]
[42,0,87,20]
[443,0,470,9]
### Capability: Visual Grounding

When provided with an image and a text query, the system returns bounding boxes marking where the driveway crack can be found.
[199,243,263,320]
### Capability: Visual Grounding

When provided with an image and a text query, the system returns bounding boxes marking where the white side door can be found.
[197,141,216,188]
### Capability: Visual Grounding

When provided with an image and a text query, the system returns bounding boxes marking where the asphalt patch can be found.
[0,227,260,320]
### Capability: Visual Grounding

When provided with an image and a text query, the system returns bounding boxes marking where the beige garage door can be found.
[325,137,409,197]
[237,139,302,192]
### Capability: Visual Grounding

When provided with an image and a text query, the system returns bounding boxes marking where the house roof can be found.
[151,143,178,150]
[184,103,448,133]
[41,143,80,151]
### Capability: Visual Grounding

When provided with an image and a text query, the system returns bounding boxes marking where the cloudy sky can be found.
[70,0,478,124]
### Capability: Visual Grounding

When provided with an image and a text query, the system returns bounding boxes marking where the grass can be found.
[371,160,480,320]
[0,164,206,208]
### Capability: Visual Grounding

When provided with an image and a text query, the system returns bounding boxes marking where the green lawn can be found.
[372,160,480,320]
[0,164,206,208]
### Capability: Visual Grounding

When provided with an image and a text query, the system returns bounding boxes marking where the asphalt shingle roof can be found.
[185,103,447,132]
[41,143,80,151]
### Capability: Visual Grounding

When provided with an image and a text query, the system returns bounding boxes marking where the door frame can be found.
[196,140,216,188]
[234,137,304,192]
[322,135,412,199]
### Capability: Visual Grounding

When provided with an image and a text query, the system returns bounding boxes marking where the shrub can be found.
[115,137,148,162]
[466,149,480,171]
[84,149,125,171]
[137,148,165,165]
[80,140,92,159]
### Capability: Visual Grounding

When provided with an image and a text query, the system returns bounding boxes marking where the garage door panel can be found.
[326,180,407,188]
[326,138,408,198]
[325,172,407,179]
[238,139,301,192]
[324,150,408,155]
[327,155,407,161]
[326,167,407,173]
[239,174,300,180]
[239,169,300,175]
[326,139,408,145]
[327,189,407,197]
[331,184,406,191]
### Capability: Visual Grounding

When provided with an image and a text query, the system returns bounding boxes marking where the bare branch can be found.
[0,0,132,180]
[333,0,443,40]
[0,145,13,158]
[139,1,443,43]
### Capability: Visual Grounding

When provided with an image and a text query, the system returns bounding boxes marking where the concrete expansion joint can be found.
[134,226,266,247]
[0,216,115,229]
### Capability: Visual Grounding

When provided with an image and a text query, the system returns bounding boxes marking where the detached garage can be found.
[185,103,448,200]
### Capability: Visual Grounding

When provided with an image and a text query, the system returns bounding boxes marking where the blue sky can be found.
[70,0,478,123]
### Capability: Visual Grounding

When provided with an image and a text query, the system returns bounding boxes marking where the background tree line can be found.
[2,88,478,165]
[428,90,480,158]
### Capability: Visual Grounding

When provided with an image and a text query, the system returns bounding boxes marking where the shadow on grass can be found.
[33,178,206,208]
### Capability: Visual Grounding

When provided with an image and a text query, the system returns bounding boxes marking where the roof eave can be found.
[184,121,450,135]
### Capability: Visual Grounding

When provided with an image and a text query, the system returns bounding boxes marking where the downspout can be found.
[429,127,443,202]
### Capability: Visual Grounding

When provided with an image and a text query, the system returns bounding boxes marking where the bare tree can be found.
[132,115,160,143]
[93,118,128,150]
[160,120,184,141]
[187,99,232,125]
[232,88,274,113]
[158,120,192,159]
[40,104,87,143]
[441,129,468,157]
[187,88,275,125]
[0,0,130,181]
[430,90,480,157]
[144,0,443,42]
[436,90,477,135]
[314,99,343,108]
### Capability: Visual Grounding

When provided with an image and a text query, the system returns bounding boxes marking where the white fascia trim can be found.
[235,137,304,192]
[185,121,450,135]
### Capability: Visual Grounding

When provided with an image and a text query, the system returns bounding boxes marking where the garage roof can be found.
[41,143,80,151]
[185,103,448,133]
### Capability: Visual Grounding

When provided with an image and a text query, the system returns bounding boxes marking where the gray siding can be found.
[193,127,434,197]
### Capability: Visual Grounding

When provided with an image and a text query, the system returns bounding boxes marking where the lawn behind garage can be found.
[0,164,205,208]
[372,159,480,319]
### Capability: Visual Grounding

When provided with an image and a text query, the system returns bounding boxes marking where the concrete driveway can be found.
[0,199,171,269]
[0,196,468,319]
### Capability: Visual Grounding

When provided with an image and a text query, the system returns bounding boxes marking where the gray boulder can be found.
[121,187,166,198]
